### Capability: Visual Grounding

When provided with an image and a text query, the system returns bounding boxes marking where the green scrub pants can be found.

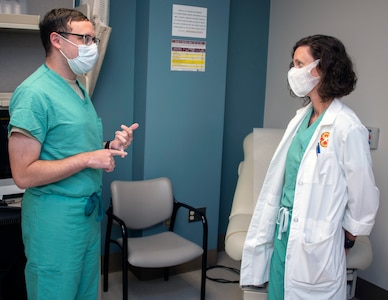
[22,191,100,300]
[268,213,291,300]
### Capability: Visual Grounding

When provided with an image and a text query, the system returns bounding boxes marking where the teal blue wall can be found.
[91,0,270,252]
[91,0,138,246]
[93,1,137,184]
[132,0,230,249]
[219,0,270,235]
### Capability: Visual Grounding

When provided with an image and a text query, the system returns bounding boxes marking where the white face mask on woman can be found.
[59,35,99,75]
[288,59,320,97]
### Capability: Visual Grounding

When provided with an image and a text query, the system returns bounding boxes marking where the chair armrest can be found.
[225,214,251,261]
[171,201,208,252]
[106,206,129,245]
[346,235,373,270]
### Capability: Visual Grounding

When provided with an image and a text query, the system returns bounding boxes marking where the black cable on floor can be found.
[205,265,240,283]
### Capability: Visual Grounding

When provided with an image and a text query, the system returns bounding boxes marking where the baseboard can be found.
[101,248,217,280]
[356,277,388,300]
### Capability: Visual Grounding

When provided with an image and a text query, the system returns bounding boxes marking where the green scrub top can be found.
[9,64,104,299]
[8,64,103,198]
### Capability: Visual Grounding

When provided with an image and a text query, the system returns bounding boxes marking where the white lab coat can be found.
[240,99,379,299]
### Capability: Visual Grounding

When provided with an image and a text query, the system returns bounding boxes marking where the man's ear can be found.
[50,32,62,50]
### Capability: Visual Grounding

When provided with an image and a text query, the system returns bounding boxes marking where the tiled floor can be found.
[101,251,243,300]
[100,251,361,300]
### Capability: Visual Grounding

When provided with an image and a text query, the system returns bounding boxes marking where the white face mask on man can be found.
[59,35,99,75]
[288,59,320,97]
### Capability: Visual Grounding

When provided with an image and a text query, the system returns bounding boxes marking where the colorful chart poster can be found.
[171,39,206,72]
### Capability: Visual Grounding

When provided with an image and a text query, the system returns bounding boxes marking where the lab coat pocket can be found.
[302,149,336,185]
[316,151,336,185]
[290,220,338,286]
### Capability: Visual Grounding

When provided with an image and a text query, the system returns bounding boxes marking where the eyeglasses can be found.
[57,32,100,46]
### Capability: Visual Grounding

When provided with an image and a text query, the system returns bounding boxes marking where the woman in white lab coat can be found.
[240,35,379,299]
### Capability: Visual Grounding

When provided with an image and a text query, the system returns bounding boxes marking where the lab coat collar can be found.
[295,98,343,127]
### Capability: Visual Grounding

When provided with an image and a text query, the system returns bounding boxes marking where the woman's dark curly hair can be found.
[39,8,89,55]
[290,34,357,102]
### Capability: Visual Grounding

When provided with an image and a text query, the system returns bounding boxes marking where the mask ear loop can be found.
[59,49,70,60]
[58,33,79,47]
[308,59,320,75]
[57,34,81,61]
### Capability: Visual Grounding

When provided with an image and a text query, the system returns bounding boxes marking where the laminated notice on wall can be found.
[172,4,207,39]
[171,39,206,72]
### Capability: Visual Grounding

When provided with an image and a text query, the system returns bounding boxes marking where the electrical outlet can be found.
[367,126,380,150]
[188,207,206,223]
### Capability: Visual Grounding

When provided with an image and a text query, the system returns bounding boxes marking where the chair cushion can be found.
[225,214,251,261]
[346,235,373,269]
[117,231,203,268]
[225,129,284,261]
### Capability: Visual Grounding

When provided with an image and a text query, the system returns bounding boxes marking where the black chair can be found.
[103,177,208,300]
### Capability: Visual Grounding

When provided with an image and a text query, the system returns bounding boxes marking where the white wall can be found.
[264,0,388,291]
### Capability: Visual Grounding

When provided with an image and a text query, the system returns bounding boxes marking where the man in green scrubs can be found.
[8,8,139,299]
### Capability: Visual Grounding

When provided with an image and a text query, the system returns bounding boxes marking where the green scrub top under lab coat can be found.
[268,107,325,300]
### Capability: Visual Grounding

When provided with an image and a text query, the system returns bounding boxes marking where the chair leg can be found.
[103,247,110,291]
[122,257,128,300]
[163,267,169,281]
[200,251,207,300]
[348,269,357,300]
[104,213,113,292]
[103,235,112,291]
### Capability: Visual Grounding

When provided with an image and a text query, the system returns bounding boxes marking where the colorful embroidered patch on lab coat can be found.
[320,132,330,147]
